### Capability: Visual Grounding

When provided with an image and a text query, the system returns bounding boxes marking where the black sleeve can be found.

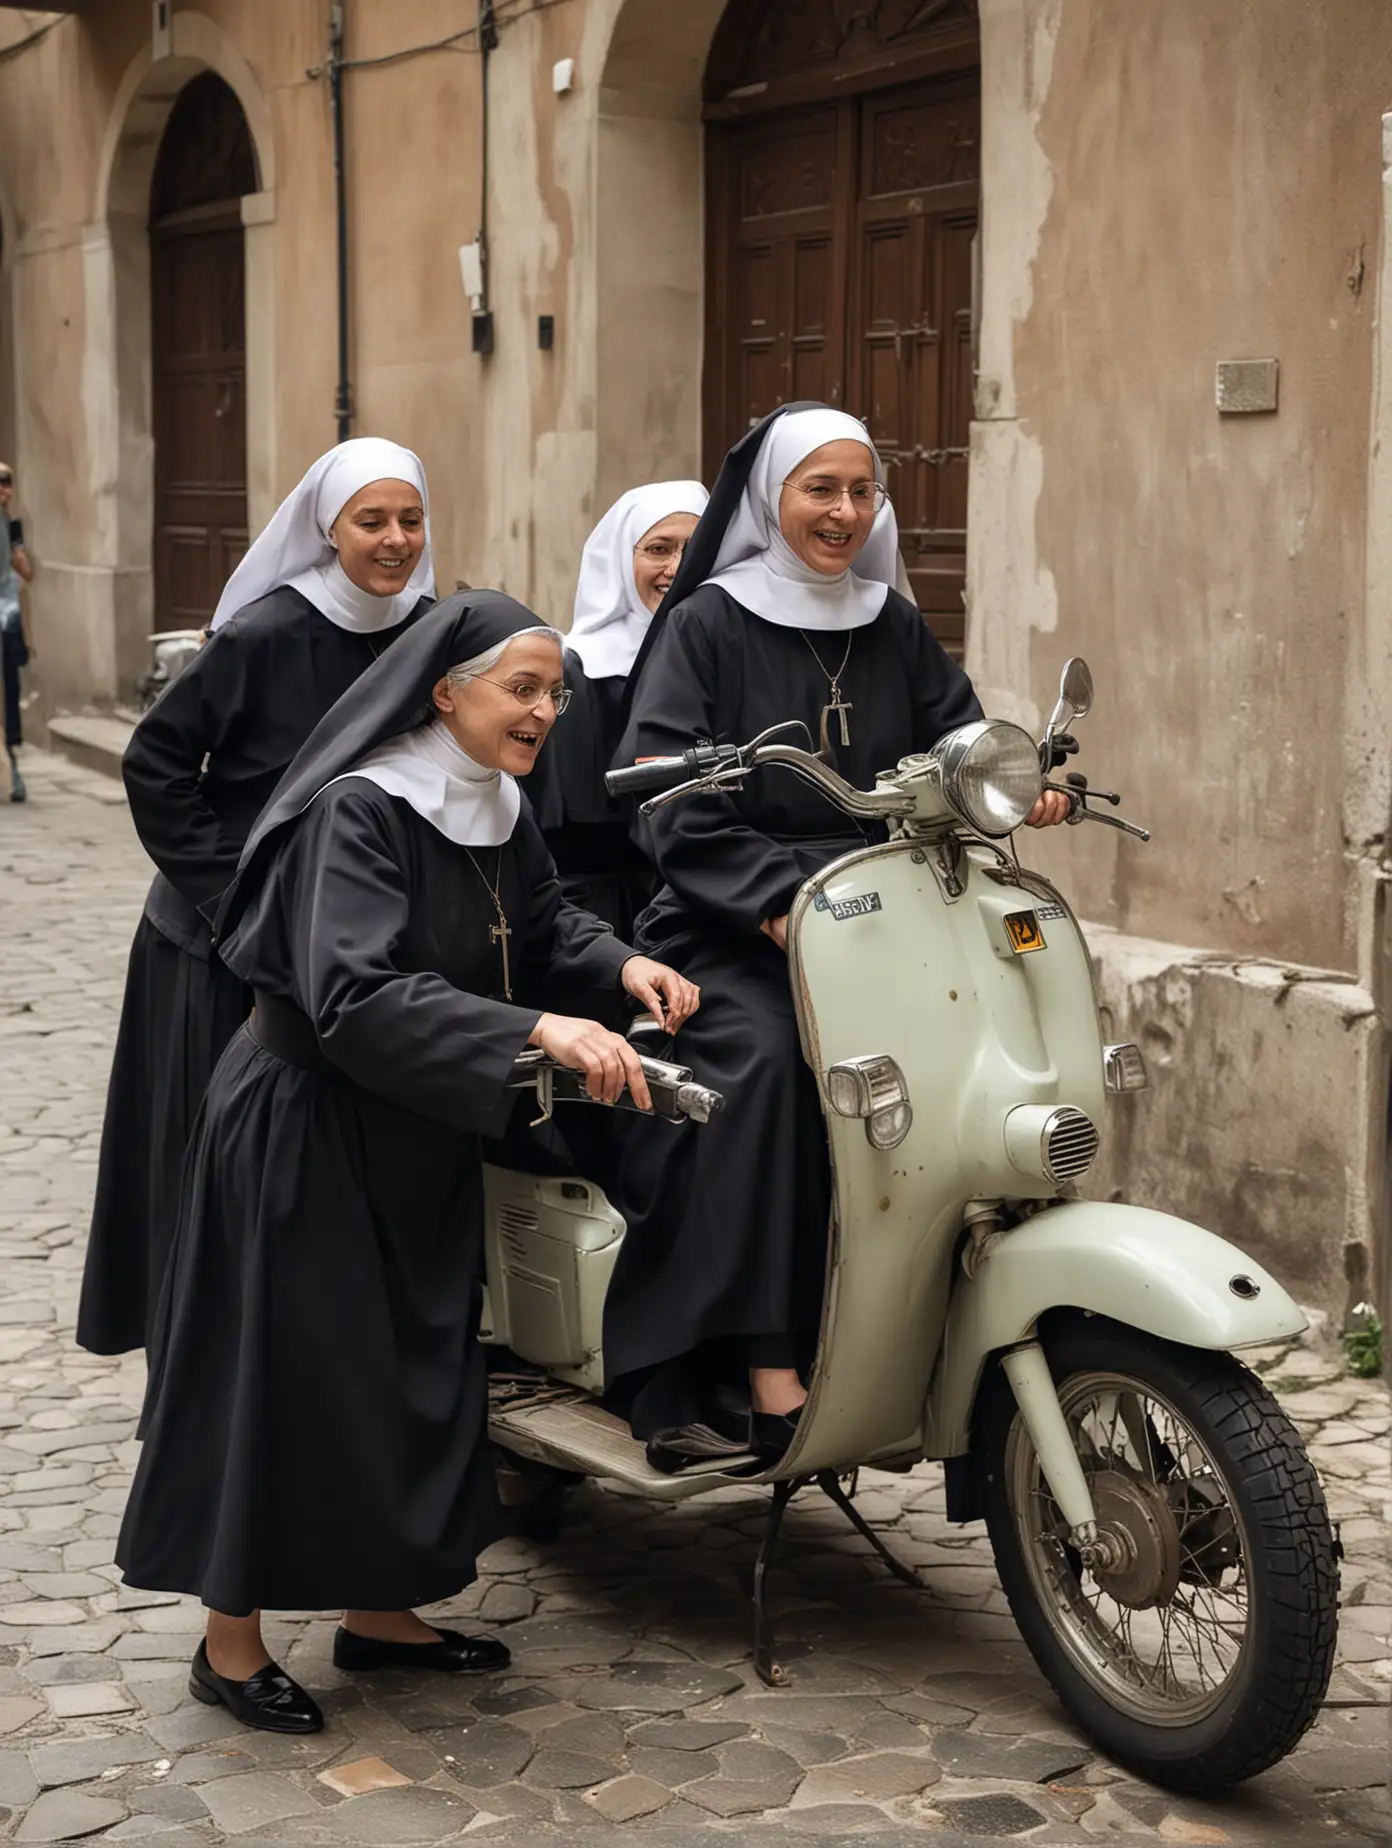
[291,791,543,1132]
[623,606,807,935]
[900,601,984,748]
[8,519,22,547]
[120,624,254,915]
[515,806,636,995]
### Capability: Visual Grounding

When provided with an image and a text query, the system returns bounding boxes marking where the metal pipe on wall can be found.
[329,0,353,441]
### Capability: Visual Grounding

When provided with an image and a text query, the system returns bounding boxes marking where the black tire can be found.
[978,1315,1338,1790]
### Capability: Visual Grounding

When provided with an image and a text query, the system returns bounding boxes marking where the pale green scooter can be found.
[482,660,1338,1792]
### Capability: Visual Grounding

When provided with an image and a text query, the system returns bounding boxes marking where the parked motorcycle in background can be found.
[480,658,1339,1793]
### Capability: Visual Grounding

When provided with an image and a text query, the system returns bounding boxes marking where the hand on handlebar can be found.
[527,1015,654,1111]
[621,956,701,1034]
[1025,789,1072,828]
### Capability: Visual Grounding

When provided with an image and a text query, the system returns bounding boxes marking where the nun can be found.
[116,594,698,1733]
[605,404,1070,1468]
[80,439,435,1359]
[529,481,708,940]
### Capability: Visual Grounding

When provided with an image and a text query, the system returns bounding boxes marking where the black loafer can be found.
[189,1641,323,1734]
[332,1625,511,1675]
[752,1407,802,1458]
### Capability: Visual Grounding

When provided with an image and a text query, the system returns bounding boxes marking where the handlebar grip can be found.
[604,757,691,797]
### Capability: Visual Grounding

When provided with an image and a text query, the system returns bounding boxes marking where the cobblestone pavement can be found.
[0,748,1388,1847]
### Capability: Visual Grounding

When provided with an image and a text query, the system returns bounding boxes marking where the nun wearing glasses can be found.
[530,480,708,941]
[604,404,1070,1471]
[117,595,697,1734]
[80,439,435,1359]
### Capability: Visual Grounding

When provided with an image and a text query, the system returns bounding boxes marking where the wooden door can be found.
[704,4,980,654]
[150,212,248,629]
[849,78,979,654]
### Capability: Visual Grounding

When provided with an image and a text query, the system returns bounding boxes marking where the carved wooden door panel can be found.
[704,3,980,654]
[706,105,852,445]
[848,77,978,654]
[150,218,249,632]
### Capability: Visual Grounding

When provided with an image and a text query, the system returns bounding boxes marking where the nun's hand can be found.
[621,956,701,1034]
[760,915,789,952]
[1025,790,1072,828]
[529,1014,654,1111]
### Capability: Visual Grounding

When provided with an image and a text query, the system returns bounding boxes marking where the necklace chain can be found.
[799,630,856,751]
[462,846,513,1000]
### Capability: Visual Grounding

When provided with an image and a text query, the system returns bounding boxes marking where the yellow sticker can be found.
[1004,910,1047,954]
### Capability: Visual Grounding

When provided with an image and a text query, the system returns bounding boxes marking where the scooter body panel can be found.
[772,837,1108,1479]
[925,1199,1309,1454]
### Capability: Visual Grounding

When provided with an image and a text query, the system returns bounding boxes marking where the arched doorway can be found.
[148,72,257,630]
[703,0,980,654]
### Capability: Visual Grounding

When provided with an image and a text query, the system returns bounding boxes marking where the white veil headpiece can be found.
[706,409,896,631]
[210,437,435,634]
[568,481,709,678]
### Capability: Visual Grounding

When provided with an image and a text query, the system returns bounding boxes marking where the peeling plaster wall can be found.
[970,0,1392,1320]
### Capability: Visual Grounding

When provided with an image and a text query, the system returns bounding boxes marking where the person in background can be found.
[79,438,435,1360]
[0,462,35,804]
[529,482,709,941]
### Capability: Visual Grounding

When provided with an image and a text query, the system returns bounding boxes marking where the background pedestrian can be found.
[0,462,34,803]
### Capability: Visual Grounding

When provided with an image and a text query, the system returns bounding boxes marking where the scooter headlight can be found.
[932,720,1043,837]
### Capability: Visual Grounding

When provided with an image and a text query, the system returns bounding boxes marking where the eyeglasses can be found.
[0,475,12,488]
[468,672,572,716]
[783,479,887,514]
[636,537,689,564]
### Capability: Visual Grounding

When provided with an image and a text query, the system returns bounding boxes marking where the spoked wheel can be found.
[979,1316,1338,1790]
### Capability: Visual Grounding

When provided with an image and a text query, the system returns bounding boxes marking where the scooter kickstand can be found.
[816,1469,922,1590]
[752,1478,802,1687]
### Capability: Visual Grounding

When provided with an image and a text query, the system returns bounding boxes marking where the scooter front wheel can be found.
[978,1315,1338,1790]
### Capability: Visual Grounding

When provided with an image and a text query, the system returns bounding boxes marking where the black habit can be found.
[117,596,636,1615]
[604,409,981,1436]
[79,589,427,1357]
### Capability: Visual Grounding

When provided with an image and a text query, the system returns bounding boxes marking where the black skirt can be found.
[117,1023,505,1615]
[78,916,249,1356]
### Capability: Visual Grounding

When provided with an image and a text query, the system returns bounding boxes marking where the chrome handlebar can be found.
[632,740,915,824]
[505,1048,724,1126]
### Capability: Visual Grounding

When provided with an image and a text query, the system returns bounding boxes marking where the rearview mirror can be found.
[1041,657,1094,766]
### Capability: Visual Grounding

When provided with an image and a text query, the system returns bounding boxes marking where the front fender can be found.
[926,1201,1306,1455]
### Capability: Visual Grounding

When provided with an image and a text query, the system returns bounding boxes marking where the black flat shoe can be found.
[332,1625,510,1675]
[189,1641,323,1734]
[752,1407,802,1458]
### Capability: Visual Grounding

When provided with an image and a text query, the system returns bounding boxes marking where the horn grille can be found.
[1043,1107,1100,1181]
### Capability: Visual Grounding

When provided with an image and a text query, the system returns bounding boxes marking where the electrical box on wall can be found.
[152,0,171,58]
[1216,359,1279,415]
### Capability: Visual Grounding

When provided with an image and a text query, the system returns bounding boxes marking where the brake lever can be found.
[639,765,749,815]
[1046,779,1150,843]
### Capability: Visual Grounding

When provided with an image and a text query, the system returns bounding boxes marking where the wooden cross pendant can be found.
[490,915,513,1000]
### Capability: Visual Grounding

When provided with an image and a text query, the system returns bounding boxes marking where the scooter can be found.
[480,659,1339,1792]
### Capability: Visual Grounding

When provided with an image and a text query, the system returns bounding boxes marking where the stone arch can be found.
[84,12,276,700]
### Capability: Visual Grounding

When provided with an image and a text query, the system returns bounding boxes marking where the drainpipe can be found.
[329,1,353,440]
[471,0,498,354]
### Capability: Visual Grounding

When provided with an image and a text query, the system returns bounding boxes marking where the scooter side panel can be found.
[778,839,1109,1478]
[925,1199,1309,1455]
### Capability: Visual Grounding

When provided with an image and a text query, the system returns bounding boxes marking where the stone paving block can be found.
[43,1682,136,1719]
[522,1747,613,1789]
[627,1717,750,1751]
[423,1717,533,1785]
[123,1782,209,1823]
[166,1746,257,1785]
[583,1773,674,1822]
[796,1750,940,1802]
[627,1744,721,1786]
[142,1701,247,1752]
[534,1711,626,1757]
[28,1731,159,1788]
[195,1769,322,1834]
[472,1684,558,1718]
[293,1784,479,1843]
[936,1791,1049,1835]
[14,1788,126,1841]
[0,1694,45,1733]
[316,1755,415,1798]
[932,1728,1091,1783]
